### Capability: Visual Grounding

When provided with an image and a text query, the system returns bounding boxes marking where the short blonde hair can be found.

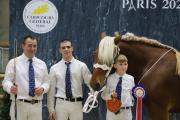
[114,54,128,63]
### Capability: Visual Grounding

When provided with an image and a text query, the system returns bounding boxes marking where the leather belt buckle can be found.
[66,98,71,101]
[30,99,36,104]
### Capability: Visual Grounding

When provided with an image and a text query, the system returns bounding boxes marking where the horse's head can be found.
[90,34,122,90]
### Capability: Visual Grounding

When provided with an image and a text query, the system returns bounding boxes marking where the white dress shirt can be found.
[2,53,49,100]
[48,57,92,112]
[101,72,135,107]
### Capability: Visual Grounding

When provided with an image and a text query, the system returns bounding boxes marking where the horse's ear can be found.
[114,32,122,45]
[100,32,107,40]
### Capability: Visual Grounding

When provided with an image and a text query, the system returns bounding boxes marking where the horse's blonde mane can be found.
[98,36,115,66]
[175,52,180,75]
[122,33,173,49]
[122,33,180,75]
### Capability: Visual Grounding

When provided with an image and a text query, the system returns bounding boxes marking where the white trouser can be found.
[10,101,15,120]
[55,98,83,120]
[10,100,42,120]
[106,108,132,120]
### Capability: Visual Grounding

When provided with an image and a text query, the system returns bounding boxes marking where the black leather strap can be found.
[18,99,41,104]
[57,97,83,102]
[121,106,131,109]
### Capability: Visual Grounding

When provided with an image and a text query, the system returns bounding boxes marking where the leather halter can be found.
[93,63,112,78]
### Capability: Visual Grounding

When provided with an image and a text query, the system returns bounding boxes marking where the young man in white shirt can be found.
[2,35,49,120]
[101,54,135,120]
[47,39,92,120]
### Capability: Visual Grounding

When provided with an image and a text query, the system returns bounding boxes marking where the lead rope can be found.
[138,48,173,84]
[82,87,106,113]
[82,67,112,113]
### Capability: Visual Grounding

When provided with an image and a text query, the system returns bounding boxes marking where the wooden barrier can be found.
[0,74,4,99]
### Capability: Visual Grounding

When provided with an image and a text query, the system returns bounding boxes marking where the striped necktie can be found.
[29,59,35,97]
[116,77,122,100]
[65,62,72,98]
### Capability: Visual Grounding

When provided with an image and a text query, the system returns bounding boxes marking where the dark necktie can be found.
[116,77,122,100]
[29,59,35,97]
[65,62,72,98]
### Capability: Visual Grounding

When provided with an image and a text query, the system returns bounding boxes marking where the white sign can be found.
[23,0,58,34]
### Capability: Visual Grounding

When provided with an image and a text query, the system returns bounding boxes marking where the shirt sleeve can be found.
[101,77,112,100]
[132,76,135,88]
[2,59,15,94]
[40,63,50,93]
[130,76,135,103]
[81,63,92,89]
[47,68,56,112]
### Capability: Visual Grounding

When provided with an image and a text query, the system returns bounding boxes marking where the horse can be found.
[90,33,180,120]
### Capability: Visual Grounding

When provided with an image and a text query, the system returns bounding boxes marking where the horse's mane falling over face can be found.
[98,36,117,67]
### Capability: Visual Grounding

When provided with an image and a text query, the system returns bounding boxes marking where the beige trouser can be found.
[10,101,15,120]
[10,100,42,120]
[55,98,83,120]
[106,108,132,120]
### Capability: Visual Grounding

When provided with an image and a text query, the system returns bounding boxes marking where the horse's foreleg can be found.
[148,103,169,120]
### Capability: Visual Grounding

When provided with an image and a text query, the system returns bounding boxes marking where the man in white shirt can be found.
[2,35,49,120]
[47,39,92,120]
[101,54,135,120]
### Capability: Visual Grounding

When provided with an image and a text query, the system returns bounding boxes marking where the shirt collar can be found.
[22,53,36,62]
[62,57,75,64]
[115,72,126,78]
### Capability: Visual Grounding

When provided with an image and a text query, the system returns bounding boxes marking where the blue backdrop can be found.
[10,0,180,120]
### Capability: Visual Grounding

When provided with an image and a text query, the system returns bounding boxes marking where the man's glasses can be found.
[61,46,71,49]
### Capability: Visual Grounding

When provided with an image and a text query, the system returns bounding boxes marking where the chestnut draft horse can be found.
[90,33,180,120]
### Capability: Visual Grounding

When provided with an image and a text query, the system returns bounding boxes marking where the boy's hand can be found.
[10,84,18,95]
[111,90,117,98]
[49,112,56,120]
[35,87,44,96]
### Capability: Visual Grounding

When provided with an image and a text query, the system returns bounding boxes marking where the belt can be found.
[115,106,131,115]
[121,106,131,109]
[18,99,41,104]
[57,97,83,102]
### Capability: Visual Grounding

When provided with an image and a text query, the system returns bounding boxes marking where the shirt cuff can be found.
[48,108,55,113]
[41,85,47,94]
[7,84,13,94]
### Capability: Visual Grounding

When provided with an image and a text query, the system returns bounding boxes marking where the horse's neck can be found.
[119,42,166,81]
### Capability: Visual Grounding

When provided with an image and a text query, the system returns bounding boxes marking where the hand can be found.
[89,89,95,95]
[35,87,44,96]
[111,90,117,98]
[49,112,56,120]
[10,85,18,95]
